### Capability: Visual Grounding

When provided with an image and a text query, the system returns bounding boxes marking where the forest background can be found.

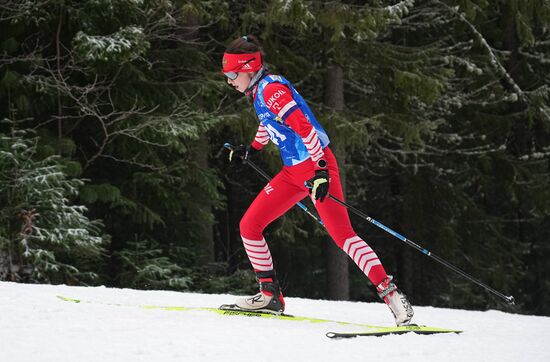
[1,0,549,316]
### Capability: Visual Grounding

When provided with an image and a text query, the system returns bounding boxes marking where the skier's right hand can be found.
[229,144,257,164]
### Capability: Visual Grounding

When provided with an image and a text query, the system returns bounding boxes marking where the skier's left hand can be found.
[307,170,330,202]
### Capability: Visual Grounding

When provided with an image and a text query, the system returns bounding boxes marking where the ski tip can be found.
[57,295,80,303]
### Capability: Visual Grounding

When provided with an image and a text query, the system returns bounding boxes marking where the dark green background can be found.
[1,0,549,316]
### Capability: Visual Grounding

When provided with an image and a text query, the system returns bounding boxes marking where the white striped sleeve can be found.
[301,128,325,163]
[254,124,270,145]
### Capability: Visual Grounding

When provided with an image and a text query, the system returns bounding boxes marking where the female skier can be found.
[222,35,414,326]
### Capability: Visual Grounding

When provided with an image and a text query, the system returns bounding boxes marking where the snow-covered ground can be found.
[1,282,549,362]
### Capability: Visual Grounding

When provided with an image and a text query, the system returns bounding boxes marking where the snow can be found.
[1,282,549,362]
[73,26,147,62]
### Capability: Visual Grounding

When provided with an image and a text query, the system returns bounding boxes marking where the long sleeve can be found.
[262,83,327,169]
[251,123,269,150]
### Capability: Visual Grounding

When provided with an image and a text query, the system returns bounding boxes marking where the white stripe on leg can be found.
[343,236,382,279]
[242,236,274,272]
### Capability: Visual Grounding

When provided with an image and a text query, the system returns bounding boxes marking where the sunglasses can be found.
[224,58,255,80]
[224,71,239,80]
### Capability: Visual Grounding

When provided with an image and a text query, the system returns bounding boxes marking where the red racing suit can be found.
[239,75,388,287]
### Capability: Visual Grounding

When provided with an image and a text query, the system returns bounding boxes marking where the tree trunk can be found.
[502,0,531,157]
[323,64,349,300]
[183,15,215,263]
[193,139,215,263]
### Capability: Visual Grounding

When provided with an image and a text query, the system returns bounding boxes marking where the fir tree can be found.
[0,125,105,283]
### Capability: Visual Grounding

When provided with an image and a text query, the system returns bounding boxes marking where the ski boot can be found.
[229,277,285,314]
[376,275,414,326]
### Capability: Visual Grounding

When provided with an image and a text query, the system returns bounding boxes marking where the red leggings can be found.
[239,148,388,286]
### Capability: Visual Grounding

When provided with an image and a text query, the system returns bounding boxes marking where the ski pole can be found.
[304,182,515,305]
[223,143,324,227]
[223,142,515,305]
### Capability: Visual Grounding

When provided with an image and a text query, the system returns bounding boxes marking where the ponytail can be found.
[226,34,265,57]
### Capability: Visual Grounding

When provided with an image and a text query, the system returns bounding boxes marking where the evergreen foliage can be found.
[0,126,105,283]
[1,0,549,315]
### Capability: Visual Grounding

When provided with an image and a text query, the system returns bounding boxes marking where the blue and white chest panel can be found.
[253,75,330,166]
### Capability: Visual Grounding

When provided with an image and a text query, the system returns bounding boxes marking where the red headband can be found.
[222,51,262,73]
